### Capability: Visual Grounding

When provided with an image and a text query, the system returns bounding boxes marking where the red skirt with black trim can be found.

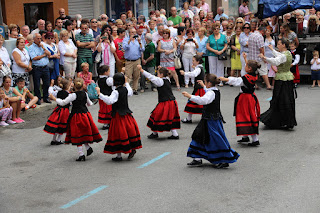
[293,66,300,84]
[104,112,142,154]
[65,112,103,145]
[235,93,260,136]
[147,100,180,132]
[98,99,112,124]
[184,88,205,114]
[43,106,70,135]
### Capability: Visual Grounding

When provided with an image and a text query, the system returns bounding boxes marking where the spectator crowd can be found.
[1,1,320,126]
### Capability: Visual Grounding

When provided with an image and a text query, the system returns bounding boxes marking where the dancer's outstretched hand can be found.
[182,91,191,99]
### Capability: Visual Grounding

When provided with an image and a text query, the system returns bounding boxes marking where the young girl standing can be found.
[311,50,320,87]
[96,73,142,161]
[180,55,205,123]
[182,74,239,168]
[97,65,113,130]
[138,65,181,140]
[44,78,71,145]
[49,78,102,161]
[220,53,261,146]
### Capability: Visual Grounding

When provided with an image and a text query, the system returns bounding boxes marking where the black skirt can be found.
[260,80,297,128]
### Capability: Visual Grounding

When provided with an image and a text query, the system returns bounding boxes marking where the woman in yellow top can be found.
[230,26,242,77]
[259,38,297,129]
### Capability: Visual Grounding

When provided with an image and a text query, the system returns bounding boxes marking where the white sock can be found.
[187,114,193,121]
[84,143,90,150]
[153,131,158,135]
[56,134,62,142]
[171,129,178,136]
[195,158,202,161]
[77,146,84,156]
[251,134,258,142]
[103,124,108,127]
[53,134,57,141]
[117,153,122,158]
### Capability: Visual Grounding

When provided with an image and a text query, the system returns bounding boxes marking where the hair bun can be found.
[76,82,82,86]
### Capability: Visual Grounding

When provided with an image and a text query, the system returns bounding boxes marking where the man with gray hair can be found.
[141,33,157,92]
[167,21,177,38]
[31,19,45,35]
[160,9,167,25]
[214,7,228,21]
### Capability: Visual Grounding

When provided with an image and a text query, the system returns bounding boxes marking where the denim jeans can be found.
[32,66,50,101]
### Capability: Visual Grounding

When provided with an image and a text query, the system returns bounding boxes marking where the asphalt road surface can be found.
[1,84,320,213]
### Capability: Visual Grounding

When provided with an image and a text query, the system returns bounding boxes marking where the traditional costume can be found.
[184,64,205,115]
[290,49,300,84]
[98,83,142,156]
[141,71,180,138]
[187,87,239,166]
[97,75,113,127]
[260,49,297,129]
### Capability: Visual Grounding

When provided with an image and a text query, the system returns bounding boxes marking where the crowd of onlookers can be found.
[1,0,320,126]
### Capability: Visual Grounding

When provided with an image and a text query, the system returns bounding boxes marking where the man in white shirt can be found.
[168,21,177,39]
[31,19,45,35]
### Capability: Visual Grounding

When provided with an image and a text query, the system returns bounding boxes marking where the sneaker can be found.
[17,118,25,123]
[6,120,16,124]
[13,118,23,124]
[181,118,192,123]
[24,106,30,111]
[187,159,202,166]
[0,121,9,126]
[31,104,37,108]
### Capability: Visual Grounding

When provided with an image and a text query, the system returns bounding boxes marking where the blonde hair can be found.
[60,30,69,40]
[26,34,33,42]
[199,27,207,34]
[59,78,70,90]
[81,62,89,68]
[313,50,319,56]
[73,78,84,90]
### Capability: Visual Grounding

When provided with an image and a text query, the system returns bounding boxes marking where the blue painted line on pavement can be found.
[137,152,171,168]
[60,185,108,209]
[266,97,272,101]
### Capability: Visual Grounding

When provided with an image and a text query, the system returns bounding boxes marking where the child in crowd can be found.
[0,89,16,126]
[138,65,181,140]
[25,34,34,50]
[220,53,261,146]
[44,78,71,145]
[310,50,320,87]
[96,73,142,161]
[182,74,239,168]
[49,78,102,161]
[14,77,38,111]
[289,42,300,87]
[1,76,24,123]
[180,55,205,123]
[77,62,94,89]
[97,65,113,130]
[48,76,63,97]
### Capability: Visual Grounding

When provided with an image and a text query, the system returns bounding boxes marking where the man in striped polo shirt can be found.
[76,23,95,72]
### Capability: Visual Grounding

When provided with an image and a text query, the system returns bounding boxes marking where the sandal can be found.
[177,86,181,91]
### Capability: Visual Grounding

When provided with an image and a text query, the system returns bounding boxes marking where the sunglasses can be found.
[163,32,169,34]
[101,17,107,20]
[227,27,233,30]
[244,27,250,29]
[214,28,220,30]
[48,37,54,39]
[91,21,97,23]
[237,22,243,24]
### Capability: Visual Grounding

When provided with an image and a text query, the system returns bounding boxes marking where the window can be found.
[24,3,52,31]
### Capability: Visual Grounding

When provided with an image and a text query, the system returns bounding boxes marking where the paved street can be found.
[1,84,320,213]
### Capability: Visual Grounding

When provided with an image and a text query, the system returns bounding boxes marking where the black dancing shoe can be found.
[187,159,202,166]
[133,91,138,95]
[237,137,250,143]
[128,150,136,159]
[112,157,123,161]
[147,133,159,139]
[181,118,192,124]
[55,141,64,145]
[213,163,229,169]
[87,147,93,156]
[168,135,179,140]
[76,155,86,161]
[102,124,109,130]
[248,141,260,146]
[50,141,57,145]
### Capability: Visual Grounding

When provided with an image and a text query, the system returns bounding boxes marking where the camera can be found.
[187,38,193,42]
[133,35,139,39]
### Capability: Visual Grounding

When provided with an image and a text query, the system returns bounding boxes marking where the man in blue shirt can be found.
[123,27,145,95]
[214,7,229,21]
[28,33,51,105]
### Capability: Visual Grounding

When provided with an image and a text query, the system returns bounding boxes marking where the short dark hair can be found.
[177,26,186,35]
[16,77,25,84]
[113,73,125,86]
[279,38,290,49]
[98,65,110,75]
[193,55,203,64]
[117,28,125,35]
[55,18,62,25]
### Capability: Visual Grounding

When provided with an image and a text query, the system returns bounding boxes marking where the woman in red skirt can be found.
[180,55,205,123]
[44,78,71,145]
[97,65,113,130]
[96,73,142,161]
[138,65,180,140]
[49,78,102,161]
[220,53,261,146]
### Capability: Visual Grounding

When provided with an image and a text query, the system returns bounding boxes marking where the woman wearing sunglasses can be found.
[239,23,251,76]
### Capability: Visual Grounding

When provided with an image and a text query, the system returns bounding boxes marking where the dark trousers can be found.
[32,66,50,101]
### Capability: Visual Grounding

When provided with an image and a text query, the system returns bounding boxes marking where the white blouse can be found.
[56,92,93,106]
[0,47,11,67]
[12,48,30,74]
[99,83,133,105]
[99,41,116,66]
[142,71,170,87]
[190,87,218,105]
[265,49,287,66]
[184,65,203,78]
[182,39,197,58]
[311,58,320,70]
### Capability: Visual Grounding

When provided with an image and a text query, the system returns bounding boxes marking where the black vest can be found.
[290,50,297,74]
[97,77,113,96]
[57,90,70,108]
[112,86,133,116]
[157,78,175,102]
[194,66,205,90]
[71,91,88,114]
[202,90,222,120]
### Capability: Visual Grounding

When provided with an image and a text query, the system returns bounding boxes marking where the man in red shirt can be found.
[114,28,126,72]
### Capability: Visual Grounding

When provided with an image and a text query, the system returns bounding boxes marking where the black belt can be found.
[126,58,140,62]
[33,65,47,69]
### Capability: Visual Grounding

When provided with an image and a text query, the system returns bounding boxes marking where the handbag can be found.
[87,82,99,100]
[174,51,182,69]
[0,63,12,78]
[214,37,227,60]
[95,52,102,63]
